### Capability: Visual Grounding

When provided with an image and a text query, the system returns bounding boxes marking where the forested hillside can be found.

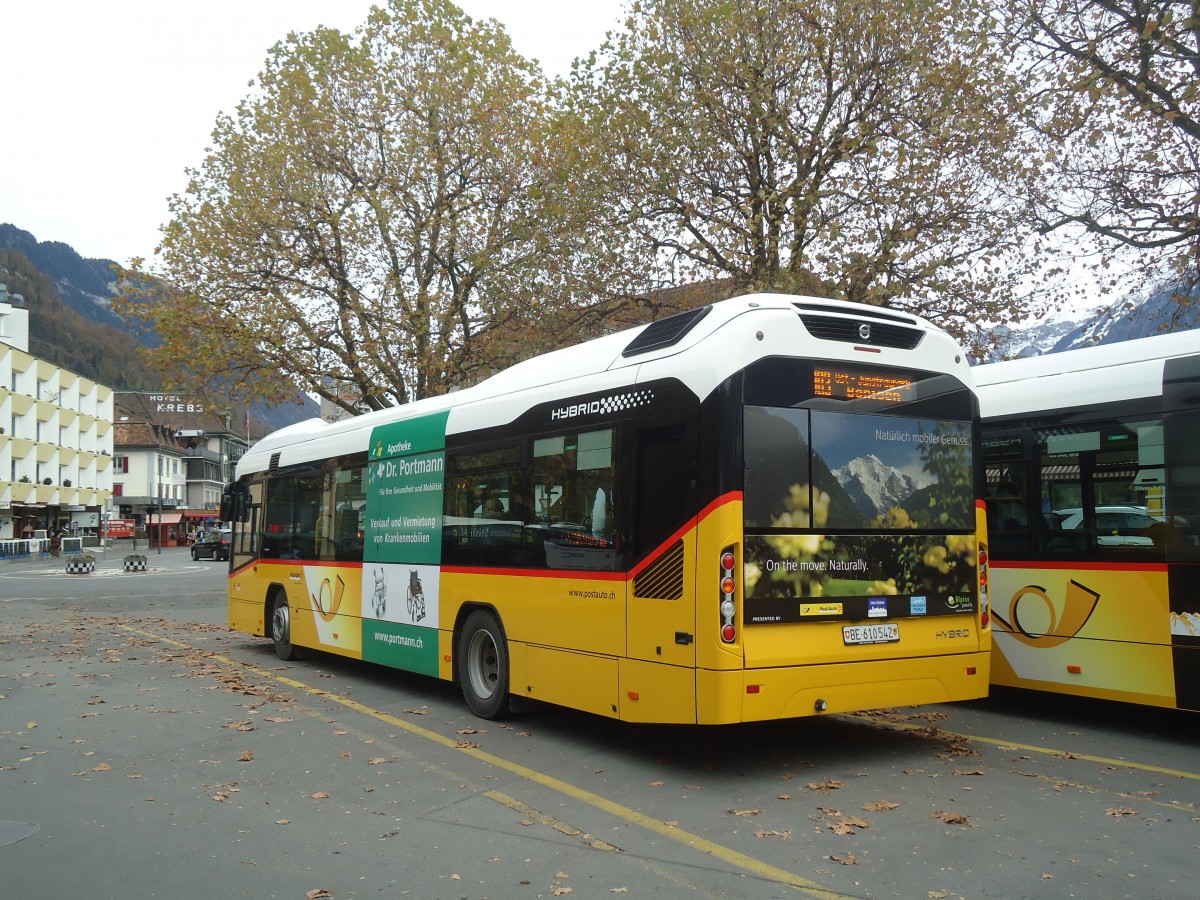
[0,248,161,390]
[0,223,129,331]
[0,224,318,432]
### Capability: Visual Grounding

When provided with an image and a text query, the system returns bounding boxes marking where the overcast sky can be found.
[2,1,625,266]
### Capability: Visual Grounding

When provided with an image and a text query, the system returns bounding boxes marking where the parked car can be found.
[191,528,232,561]
[1052,506,1164,546]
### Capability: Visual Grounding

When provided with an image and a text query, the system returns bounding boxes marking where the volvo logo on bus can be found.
[858,323,871,341]
[550,388,655,422]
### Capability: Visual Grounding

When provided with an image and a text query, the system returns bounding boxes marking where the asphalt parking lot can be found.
[3,550,1199,899]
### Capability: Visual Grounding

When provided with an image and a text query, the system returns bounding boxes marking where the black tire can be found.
[191,547,199,560]
[457,609,510,719]
[270,591,297,661]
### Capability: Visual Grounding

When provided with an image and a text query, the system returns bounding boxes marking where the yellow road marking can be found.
[122,625,848,898]
[851,714,1200,783]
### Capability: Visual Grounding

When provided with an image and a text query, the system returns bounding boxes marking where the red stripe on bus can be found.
[230,491,747,585]
[230,558,364,576]
[626,490,744,580]
[991,559,1167,573]
[440,565,627,582]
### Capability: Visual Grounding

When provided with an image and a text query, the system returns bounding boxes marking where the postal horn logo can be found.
[312,574,346,623]
[991,579,1099,648]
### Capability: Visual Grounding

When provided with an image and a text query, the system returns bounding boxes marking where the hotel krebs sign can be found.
[150,394,204,414]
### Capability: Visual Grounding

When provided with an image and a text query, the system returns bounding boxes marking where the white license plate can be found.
[843,623,900,645]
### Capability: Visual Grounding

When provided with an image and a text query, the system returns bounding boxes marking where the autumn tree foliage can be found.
[561,0,1049,341]
[1004,0,1200,289]
[117,0,591,414]
[118,0,1088,408]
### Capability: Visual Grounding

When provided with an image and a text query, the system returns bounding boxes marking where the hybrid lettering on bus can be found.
[224,294,991,723]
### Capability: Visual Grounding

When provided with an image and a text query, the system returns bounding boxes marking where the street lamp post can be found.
[157,480,163,556]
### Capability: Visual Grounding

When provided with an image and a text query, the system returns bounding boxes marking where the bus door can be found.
[1164,359,1200,710]
[627,419,699,669]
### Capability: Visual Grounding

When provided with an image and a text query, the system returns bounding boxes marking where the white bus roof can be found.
[238,292,972,476]
[974,328,1200,419]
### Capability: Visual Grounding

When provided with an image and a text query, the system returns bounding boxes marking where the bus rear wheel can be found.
[457,609,510,719]
[270,592,297,661]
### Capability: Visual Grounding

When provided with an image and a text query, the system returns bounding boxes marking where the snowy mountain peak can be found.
[832,454,923,520]
[973,278,1199,363]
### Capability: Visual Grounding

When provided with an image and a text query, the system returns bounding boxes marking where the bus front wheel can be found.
[457,609,510,719]
[270,592,297,661]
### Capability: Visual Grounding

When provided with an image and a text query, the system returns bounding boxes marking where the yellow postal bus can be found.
[224,294,991,723]
[976,329,1200,711]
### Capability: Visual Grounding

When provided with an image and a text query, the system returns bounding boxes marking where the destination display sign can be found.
[813,367,914,403]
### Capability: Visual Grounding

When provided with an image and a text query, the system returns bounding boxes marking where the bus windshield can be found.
[741,364,978,623]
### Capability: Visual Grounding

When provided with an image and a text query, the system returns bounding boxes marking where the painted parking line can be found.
[849,713,1200,785]
[121,623,850,899]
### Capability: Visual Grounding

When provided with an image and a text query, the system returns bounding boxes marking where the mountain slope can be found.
[1,248,161,390]
[0,223,130,331]
[0,223,318,432]
[978,278,1199,362]
[832,454,929,521]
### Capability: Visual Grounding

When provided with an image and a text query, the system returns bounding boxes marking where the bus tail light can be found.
[978,544,990,629]
[719,545,737,643]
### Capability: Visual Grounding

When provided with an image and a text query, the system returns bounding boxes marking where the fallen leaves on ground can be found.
[931,810,973,826]
[753,828,792,839]
[807,779,844,792]
[913,726,978,758]
[862,800,899,811]
[829,816,870,835]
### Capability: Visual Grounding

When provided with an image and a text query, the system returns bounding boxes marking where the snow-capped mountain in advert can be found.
[832,454,927,521]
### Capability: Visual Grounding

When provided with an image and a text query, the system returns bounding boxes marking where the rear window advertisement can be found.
[743,408,977,618]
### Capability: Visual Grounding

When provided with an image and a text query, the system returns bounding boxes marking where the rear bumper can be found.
[697,651,990,723]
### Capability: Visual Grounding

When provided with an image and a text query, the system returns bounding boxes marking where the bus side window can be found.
[333,465,366,562]
[531,428,618,571]
[443,444,525,567]
[231,481,262,564]
[985,462,1032,557]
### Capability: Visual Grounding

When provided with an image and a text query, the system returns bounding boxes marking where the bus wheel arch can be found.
[268,586,297,661]
[455,606,511,719]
